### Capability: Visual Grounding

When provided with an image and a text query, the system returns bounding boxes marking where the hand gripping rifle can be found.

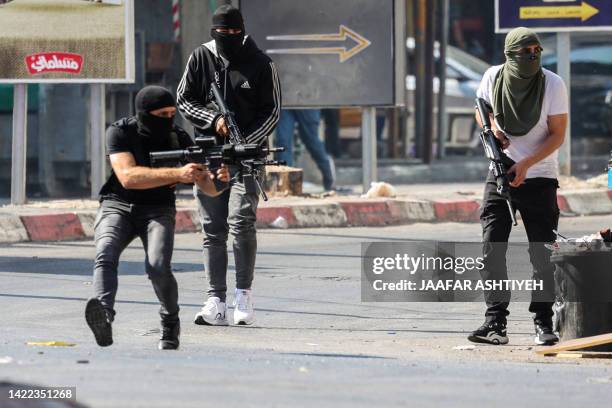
[475,98,518,226]
[150,82,285,201]
[150,136,284,201]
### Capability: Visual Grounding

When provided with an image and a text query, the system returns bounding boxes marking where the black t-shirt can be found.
[99,117,194,206]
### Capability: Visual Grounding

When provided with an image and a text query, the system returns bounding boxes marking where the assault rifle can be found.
[475,98,518,226]
[150,136,284,201]
[150,82,285,201]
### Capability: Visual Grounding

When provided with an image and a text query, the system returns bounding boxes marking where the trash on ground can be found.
[139,328,160,336]
[548,229,612,253]
[26,341,76,347]
[0,356,14,364]
[269,216,289,229]
[361,182,397,199]
[76,360,90,364]
[453,345,476,351]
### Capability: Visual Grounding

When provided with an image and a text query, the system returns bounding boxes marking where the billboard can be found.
[240,0,405,108]
[0,0,135,83]
[496,0,612,33]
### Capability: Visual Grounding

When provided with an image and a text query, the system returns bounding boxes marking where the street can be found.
[2,216,612,407]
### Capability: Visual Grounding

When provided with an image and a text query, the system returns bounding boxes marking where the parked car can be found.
[404,38,490,155]
[541,34,612,154]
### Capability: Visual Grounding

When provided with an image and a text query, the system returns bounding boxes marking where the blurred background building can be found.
[1,0,610,197]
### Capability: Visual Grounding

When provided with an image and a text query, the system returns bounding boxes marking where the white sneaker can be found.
[194,297,228,326]
[233,289,254,325]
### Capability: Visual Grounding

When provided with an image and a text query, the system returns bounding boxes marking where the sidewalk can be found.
[1,179,611,243]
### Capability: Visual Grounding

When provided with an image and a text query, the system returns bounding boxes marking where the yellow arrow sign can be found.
[265,25,371,63]
[520,1,599,22]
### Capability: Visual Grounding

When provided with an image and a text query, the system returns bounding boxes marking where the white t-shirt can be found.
[477,65,568,179]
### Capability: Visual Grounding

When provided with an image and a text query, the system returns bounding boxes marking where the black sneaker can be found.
[468,321,509,345]
[85,298,113,347]
[159,320,180,350]
[534,320,559,346]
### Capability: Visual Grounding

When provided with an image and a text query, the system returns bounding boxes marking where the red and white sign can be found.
[25,52,84,75]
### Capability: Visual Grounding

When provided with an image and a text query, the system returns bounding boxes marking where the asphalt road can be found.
[1,216,612,407]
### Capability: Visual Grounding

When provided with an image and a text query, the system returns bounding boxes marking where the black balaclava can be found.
[134,85,175,141]
[211,5,245,62]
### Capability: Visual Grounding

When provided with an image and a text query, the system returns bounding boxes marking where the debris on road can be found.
[0,356,14,364]
[546,352,612,360]
[537,333,612,356]
[361,182,397,199]
[548,229,612,253]
[270,216,289,229]
[27,341,76,347]
[453,345,476,351]
[139,328,160,337]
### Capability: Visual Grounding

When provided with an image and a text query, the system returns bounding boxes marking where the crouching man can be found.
[85,85,229,350]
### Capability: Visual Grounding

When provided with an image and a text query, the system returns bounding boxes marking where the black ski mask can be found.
[211,5,245,61]
[134,86,176,141]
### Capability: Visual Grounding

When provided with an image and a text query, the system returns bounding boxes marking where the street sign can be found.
[239,0,405,107]
[496,0,612,33]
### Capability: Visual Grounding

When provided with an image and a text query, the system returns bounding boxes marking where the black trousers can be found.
[480,172,559,324]
[93,201,179,323]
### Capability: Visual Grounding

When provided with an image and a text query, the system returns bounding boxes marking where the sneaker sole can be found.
[85,298,113,347]
[159,341,180,350]
[467,334,509,345]
[233,315,254,326]
[534,336,558,346]
[194,314,228,326]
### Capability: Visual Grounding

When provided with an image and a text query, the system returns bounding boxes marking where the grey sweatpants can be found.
[92,201,179,323]
[195,177,259,302]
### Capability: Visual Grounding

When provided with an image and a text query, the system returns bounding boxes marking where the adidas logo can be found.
[241,81,251,89]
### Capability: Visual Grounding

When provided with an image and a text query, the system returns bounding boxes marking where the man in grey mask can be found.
[468,27,568,346]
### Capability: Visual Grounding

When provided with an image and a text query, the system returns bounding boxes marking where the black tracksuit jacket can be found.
[177,36,281,145]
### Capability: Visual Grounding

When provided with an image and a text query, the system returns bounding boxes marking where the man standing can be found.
[468,28,568,346]
[85,86,229,350]
[276,109,335,191]
[177,5,280,326]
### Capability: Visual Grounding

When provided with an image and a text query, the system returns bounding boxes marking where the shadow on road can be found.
[0,256,206,276]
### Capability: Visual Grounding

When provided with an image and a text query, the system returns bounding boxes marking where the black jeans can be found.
[195,174,259,303]
[92,201,179,323]
[480,172,559,324]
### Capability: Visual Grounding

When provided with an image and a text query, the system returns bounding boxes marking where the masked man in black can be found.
[177,5,281,326]
[85,85,229,350]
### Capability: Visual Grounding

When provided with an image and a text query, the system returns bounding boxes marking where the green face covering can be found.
[492,27,546,136]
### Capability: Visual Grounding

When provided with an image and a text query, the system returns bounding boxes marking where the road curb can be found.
[2,189,612,243]
[291,202,348,228]
[175,210,199,233]
[338,199,393,227]
[0,214,29,243]
[558,190,612,216]
[20,213,85,242]
[432,199,481,223]
[388,199,436,223]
